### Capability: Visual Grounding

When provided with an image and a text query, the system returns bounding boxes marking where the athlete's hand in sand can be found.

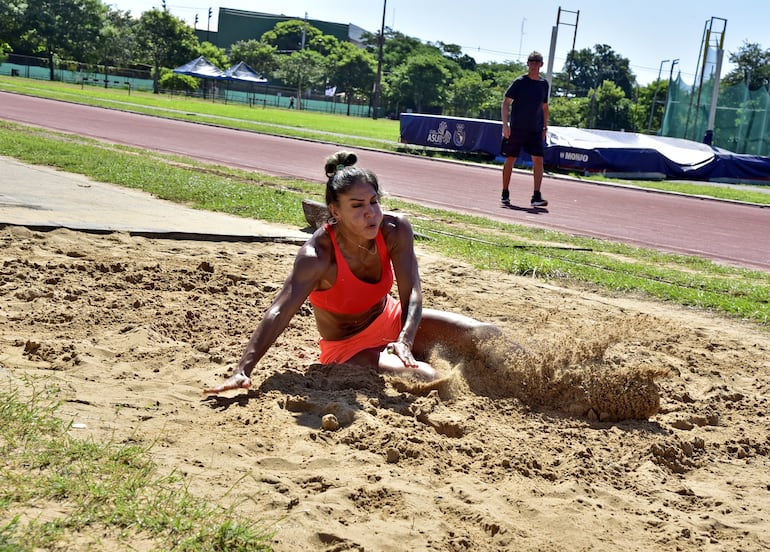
[379,343,438,380]
[385,341,418,368]
[203,372,251,394]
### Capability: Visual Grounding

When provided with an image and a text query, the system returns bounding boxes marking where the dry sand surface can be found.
[1,225,769,551]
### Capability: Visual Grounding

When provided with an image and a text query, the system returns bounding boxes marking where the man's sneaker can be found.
[531,192,548,207]
[501,189,510,205]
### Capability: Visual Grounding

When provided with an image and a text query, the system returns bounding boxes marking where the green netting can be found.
[661,59,770,156]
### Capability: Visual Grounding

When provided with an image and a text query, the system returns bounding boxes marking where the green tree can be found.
[589,80,633,130]
[0,0,26,55]
[275,49,326,109]
[476,60,527,119]
[308,34,341,57]
[477,60,526,89]
[566,44,636,99]
[634,80,669,134]
[363,28,442,77]
[435,41,477,71]
[197,41,228,69]
[327,42,376,115]
[137,8,199,93]
[21,0,108,79]
[446,71,488,117]
[388,53,451,113]
[548,96,589,127]
[229,39,278,78]
[722,41,770,89]
[99,8,140,69]
[262,20,323,53]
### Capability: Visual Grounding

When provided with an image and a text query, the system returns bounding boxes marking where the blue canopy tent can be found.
[172,56,225,79]
[172,56,224,100]
[220,61,268,106]
[223,61,267,84]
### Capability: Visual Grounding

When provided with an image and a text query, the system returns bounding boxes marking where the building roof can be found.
[209,8,370,51]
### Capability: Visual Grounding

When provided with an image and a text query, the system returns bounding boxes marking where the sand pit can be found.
[1,225,769,551]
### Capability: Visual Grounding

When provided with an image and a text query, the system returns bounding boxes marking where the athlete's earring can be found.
[328,215,337,225]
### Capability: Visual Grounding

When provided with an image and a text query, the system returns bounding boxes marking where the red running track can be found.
[1,91,768,272]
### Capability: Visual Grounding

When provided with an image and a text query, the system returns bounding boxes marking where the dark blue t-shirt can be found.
[505,75,549,131]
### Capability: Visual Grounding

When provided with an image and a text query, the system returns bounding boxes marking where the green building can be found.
[196,8,369,51]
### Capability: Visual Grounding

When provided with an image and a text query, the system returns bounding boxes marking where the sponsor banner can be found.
[400,113,504,158]
[399,114,770,181]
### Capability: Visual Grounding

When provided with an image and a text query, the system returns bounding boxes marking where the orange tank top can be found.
[309,224,394,315]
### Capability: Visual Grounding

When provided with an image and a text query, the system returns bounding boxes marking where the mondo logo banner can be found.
[560,150,590,163]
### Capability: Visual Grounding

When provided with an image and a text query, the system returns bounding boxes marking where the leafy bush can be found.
[159,72,199,92]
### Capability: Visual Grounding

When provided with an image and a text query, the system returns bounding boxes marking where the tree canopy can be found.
[723,41,770,90]
[229,39,279,77]
[21,0,108,79]
[137,8,198,93]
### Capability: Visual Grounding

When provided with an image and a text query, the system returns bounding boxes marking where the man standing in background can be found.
[500,50,550,207]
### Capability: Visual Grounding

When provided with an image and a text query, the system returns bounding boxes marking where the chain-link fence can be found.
[1,54,376,118]
[661,66,770,156]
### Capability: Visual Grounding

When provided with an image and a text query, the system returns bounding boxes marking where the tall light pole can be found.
[647,59,670,133]
[372,0,386,119]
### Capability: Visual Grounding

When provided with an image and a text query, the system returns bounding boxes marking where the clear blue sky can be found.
[109,0,766,86]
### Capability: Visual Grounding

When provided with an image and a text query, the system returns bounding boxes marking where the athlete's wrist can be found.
[396,336,413,348]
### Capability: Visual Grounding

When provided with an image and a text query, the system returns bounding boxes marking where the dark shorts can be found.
[500,129,544,158]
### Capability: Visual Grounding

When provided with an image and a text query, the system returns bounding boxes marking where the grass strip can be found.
[0,381,274,551]
[1,120,767,326]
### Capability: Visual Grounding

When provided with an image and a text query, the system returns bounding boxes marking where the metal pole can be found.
[207,7,211,42]
[545,7,579,98]
[301,12,307,49]
[648,59,669,133]
[705,48,723,142]
[759,87,768,155]
[684,23,709,139]
[704,17,727,145]
[737,69,751,151]
[546,25,558,94]
[545,7,560,91]
[564,9,579,98]
[372,0,386,119]
[668,59,679,85]
[659,59,679,134]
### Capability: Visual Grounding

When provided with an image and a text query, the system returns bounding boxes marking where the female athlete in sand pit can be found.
[204,151,502,395]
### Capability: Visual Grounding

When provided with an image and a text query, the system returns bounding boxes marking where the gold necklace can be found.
[357,241,378,256]
[338,230,378,256]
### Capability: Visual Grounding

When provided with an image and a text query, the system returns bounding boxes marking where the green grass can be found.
[579,173,770,206]
[1,120,767,326]
[3,74,770,205]
[0,76,403,147]
[0,381,274,551]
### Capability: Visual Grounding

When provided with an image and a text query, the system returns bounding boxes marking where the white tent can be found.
[222,61,267,84]
[172,56,224,79]
[220,61,268,106]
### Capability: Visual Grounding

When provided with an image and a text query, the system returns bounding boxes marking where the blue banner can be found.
[399,114,770,183]
[399,113,533,165]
